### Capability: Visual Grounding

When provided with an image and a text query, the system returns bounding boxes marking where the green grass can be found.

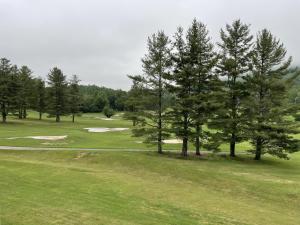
[0,112,299,224]
[0,111,256,152]
[0,150,300,225]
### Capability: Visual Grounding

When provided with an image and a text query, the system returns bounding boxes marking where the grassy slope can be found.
[0,150,300,225]
[0,112,253,152]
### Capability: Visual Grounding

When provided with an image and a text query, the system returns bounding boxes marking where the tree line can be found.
[0,60,130,122]
[0,61,81,122]
[126,19,300,160]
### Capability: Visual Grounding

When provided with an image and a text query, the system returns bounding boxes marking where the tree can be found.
[215,20,253,157]
[47,67,68,122]
[35,78,46,120]
[129,31,171,154]
[186,19,219,155]
[245,29,300,160]
[167,27,194,156]
[123,76,144,126]
[69,75,81,122]
[103,105,114,118]
[0,58,13,123]
[17,66,33,119]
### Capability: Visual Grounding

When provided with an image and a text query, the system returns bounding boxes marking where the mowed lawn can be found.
[0,150,300,225]
[0,111,254,152]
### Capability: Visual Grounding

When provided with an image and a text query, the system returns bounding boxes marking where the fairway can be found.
[0,150,300,225]
[0,112,253,152]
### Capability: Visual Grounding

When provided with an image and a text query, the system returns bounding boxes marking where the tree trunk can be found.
[195,123,201,156]
[230,132,236,157]
[157,72,163,154]
[39,111,42,120]
[23,108,26,119]
[182,113,188,157]
[182,137,188,157]
[72,114,75,123]
[254,138,262,160]
[2,111,6,123]
[56,114,60,122]
[18,108,22,119]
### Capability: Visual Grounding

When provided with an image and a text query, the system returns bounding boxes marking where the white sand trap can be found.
[163,139,182,144]
[7,135,67,141]
[84,127,129,133]
[101,118,115,121]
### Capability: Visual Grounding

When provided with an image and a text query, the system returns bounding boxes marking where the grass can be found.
[0,111,253,152]
[0,150,300,225]
[0,112,299,224]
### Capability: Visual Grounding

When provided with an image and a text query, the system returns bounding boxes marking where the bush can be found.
[103,105,115,118]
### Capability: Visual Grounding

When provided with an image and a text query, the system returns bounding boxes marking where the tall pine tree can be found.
[215,20,253,157]
[35,78,46,120]
[69,75,81,123]
[186,19,219,155]
[167,27,194,156]
[129,31,171,154]
[245,29,299,160]
[47,67,68,122]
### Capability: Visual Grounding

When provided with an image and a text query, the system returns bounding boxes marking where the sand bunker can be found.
[84,127,129,133]
[7,135,67,141]
[100,118,115,121]
[163,139,182,144]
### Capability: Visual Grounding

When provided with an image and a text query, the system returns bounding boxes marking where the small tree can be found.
[17,66,34,119]
[35,78,46,120]
[47,67,68,122]
[123,76,144,126]
[103,105,114,118]
[245,29,300,160]
[69,75,81,122]
[0,58,13,123]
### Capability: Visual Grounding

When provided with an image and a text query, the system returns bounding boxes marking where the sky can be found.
[0,0,299,90]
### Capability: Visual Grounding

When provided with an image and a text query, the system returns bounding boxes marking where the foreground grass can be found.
[0,150,300,225]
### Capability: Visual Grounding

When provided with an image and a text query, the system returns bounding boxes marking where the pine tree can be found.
[186,19,219,155]
[17,66,33,119]
[69,75,81,122]
[167,27,194,156]
[245,29,300,160]
[0,58,13,123]
[123,75,144,126]
[47,67,68,122]
[35,78,46,120]
[129,31,171,154]
[215,20,253,157]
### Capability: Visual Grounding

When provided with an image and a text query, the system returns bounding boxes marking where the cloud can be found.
[0,0,299,90]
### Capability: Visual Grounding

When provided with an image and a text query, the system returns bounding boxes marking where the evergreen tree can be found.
[0,58,13,123]
[215,20,253,157]
[69,75,81,122]
[123,75,144,126]
[167,27,194,156]
[47,67,68,122]
[17,66,33,119]
[245,29,299,160]
[35,78,46,120]
[186,19,219,155]
[129,31,171,154]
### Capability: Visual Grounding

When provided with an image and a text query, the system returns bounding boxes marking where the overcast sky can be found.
[1,0,299,90]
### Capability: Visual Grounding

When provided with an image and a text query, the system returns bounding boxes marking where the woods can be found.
[127,19,300,160]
